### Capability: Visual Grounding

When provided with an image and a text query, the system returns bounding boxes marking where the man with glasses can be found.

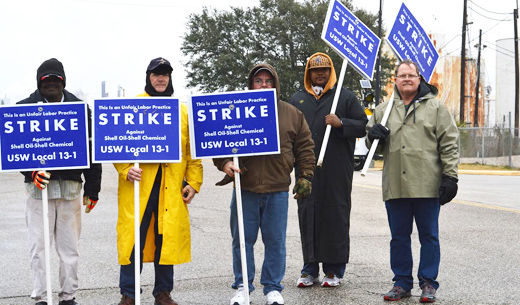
[214,63,315,305]
[366,60,459,303]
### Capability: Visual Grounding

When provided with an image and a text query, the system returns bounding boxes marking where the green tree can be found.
[181,0,395,101]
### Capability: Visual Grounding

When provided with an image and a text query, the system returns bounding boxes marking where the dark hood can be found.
[37,58,66,89]
[144,71,174,96]
[248,63,281,101]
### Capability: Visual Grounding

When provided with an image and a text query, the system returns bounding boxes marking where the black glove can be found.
[368,123,390,142]
[439,175,458,205]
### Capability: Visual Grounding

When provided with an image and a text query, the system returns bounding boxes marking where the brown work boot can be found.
[154,291,178,305]
[118,295,135,305]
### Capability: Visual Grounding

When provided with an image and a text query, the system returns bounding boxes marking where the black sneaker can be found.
[58,298,78,305]
[35,302,47,305]
[383,286,411,301]
[419,284,436,303]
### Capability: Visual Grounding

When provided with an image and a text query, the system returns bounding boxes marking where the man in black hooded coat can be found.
[289,52,367,288]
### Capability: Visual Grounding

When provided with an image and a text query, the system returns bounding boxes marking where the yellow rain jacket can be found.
[114,93,203,265]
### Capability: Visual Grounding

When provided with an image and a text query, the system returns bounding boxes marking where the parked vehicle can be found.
[354,108,372,171]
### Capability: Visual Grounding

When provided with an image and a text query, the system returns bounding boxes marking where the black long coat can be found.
[289,86,367,263]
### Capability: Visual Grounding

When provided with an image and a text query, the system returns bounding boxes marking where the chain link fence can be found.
[458,127,520,168]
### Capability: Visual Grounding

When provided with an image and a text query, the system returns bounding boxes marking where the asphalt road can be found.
[1,161,519,305]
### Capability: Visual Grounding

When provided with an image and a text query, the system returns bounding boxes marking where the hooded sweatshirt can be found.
[304,52,337,100]
[213,63,315,193]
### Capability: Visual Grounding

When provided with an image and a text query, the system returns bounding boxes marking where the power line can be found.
[483,40,515,55]
[444,47,461,56]
[468,0,513,15]
[466,20,508,46]
[438,34,462,50]
[468,6,513,21]
[486,45,516,59]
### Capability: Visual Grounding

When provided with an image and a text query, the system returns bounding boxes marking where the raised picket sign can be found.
[92,98,181,163]
[387,3,439,82]
[188,89,280,158]
[321,0,381,80]
[0,102,89,172]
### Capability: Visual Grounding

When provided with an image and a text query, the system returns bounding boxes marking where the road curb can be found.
[458,170,520,176]
[365,168,520,176]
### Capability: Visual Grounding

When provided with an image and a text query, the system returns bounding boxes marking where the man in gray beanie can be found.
[17,58,102,305]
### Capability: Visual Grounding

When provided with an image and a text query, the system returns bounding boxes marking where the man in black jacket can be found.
[18,58,102,305]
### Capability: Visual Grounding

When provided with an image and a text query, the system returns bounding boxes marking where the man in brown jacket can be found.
[214,63,315,305]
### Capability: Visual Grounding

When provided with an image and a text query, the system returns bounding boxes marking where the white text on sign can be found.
[396,13,433,67]
[7,151,77,162]
[197,105,269,122]
[200,138,268,149]
[332,11,375,53]
[4,119,79,133]
[98,113,172,125]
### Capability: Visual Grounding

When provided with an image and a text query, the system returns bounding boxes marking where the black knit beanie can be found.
[37,58,66,88]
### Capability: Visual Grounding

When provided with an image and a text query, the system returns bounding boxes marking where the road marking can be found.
[353,183,381,191]
[452,199,520,214]
[353,183,520,214]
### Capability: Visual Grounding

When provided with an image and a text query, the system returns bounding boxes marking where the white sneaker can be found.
[230,286,246,305]
[296,273,318,287]
[321,273,341,287]
[265,290,284,305]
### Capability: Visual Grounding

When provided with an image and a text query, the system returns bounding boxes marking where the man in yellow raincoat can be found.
[115,58,203,305]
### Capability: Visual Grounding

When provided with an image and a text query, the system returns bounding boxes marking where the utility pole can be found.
[460,0,468,124]
[474,29,484,127]
[515,8,519,136]
[375,0,383,106]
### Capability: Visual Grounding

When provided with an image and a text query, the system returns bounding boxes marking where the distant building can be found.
[101,81,108,97]
[495,38,516,127]
[117,86,125,97]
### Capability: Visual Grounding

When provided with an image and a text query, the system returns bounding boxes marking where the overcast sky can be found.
[1,0,517,104]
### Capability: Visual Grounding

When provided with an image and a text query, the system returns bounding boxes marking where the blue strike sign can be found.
[93,98,181,163]
[321,0,381,80]
[0,103,89,172]
[189,89,280,158]
[387,3,439,82]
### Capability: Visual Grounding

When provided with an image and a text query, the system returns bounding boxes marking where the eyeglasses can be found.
[253,78,274,86]
[396,74,419,79]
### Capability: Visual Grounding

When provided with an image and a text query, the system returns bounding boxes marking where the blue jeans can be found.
[301,262,346,278]
[385,198,440,291]
[230,190,289,295]
[120,168,173,298]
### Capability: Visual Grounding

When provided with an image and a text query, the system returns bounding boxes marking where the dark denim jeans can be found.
[230,190,289,295]
[385,198,440,291]
[119,168,173,298]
